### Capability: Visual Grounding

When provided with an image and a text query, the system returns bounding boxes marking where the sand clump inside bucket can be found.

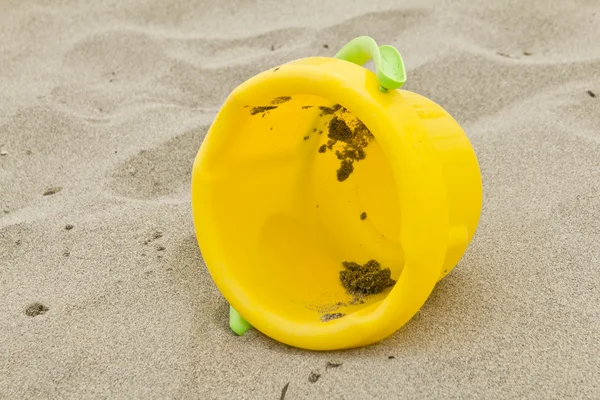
[249,105,278,115]
[340,260,396,296]
[317,260,396,322]
[320,312,346,322]
[316,105,375,182]
[271,96,292,105]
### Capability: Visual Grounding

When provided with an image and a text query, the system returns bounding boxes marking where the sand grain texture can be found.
[1,0,599,399]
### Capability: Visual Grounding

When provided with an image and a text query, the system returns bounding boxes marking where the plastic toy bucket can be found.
[191,37,482,350]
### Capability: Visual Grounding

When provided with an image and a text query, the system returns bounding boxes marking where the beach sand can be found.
[1,0,599,398]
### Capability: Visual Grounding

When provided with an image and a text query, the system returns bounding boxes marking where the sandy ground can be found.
[1,0,599,398]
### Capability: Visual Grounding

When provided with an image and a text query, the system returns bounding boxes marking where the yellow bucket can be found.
[191,37,482,350]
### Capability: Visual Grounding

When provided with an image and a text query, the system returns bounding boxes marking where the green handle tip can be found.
[229,305,252,335]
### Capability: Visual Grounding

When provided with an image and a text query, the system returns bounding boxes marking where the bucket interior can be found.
[206,94,406,323]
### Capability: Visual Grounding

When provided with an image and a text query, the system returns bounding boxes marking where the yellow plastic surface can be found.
[191,57,482,350]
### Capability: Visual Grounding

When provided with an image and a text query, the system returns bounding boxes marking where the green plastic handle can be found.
[230,305,251,335]
[334,36,407,92]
